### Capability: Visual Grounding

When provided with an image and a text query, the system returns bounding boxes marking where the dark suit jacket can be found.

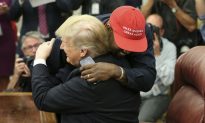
[9,0,83,39]
[32,54,140,123]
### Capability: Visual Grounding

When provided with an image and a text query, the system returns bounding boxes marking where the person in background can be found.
[141,0,198,57]
[7,31,44,92]
[32,15,140,123]
[138,14,177,122]
[9,0,83,57]
[0,0,16,91]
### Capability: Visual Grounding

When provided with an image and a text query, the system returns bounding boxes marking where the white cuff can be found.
[33,59,47,66]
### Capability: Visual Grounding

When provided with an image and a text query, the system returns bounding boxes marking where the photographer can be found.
[7,31,44,92]
[138,14,177,122]
[141,0,198,57]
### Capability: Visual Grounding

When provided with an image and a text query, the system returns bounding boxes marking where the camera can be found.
[18,56,34,75]
[21,56,34,70]
[149,24,163,51]
[22,56,33,64]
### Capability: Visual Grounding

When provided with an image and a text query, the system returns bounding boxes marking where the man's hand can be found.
[141,0,154,18]
[80,62,121,82]
[0,2,9,15]
[14,58,31,77]
[153,33,161,56]
[14,58,26,76]
[161,0,177,8]
[21,64,31,77]
[35,38,55,60]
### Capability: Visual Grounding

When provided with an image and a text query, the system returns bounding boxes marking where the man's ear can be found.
[80,48,88,58]
[160,28,165,36]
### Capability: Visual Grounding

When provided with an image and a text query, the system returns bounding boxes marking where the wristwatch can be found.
[171,7,178,14]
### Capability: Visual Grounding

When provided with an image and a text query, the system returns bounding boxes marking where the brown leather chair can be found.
[0,92,57,123]
[166,46,205,123]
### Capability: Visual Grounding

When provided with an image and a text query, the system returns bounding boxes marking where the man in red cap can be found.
[46,5,156,93]
[109,6,147,52]
[80,6,156,94]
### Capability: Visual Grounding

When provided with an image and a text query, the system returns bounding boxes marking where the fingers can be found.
[50,38,55,45]
[35,38,55,59]
[81,68,93,78]
[16,58,23,63]
[22,65,31,77]
[22,71,30,77]
[16,65,24,72]
[80,62,113,82]
[40,38,55,47]
[80,64,94,72]
[15,62,25,75]
[15,59,25,69]
[81,74,97,82]
[24,64,30,73]
[80,64,95,76]
[84,74,92,79]
[80,65,97,82]
[44,38,55,47]
[87,78,97,82]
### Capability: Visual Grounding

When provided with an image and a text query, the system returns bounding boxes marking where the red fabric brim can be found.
[113,31,148,52]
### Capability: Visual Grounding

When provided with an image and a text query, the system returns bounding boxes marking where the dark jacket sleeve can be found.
[9,0,23,21]
[47,38,67,74]
[124,24,156,92]
[32,64,92,113]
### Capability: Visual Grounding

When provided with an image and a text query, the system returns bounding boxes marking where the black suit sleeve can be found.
[32,64,92,113]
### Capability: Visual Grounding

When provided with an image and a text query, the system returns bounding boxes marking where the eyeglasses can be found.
[23,43,41,51]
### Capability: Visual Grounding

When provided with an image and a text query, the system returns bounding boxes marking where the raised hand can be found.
[35,38,55,60]
[0,2,9,15]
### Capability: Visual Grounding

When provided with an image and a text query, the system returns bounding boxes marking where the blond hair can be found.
[55,15,110,57]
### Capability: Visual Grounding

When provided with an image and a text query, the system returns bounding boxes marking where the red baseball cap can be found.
[110,6,147,52]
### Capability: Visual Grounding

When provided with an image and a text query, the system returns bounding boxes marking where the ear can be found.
[80,48,88,58]
[160,28,165,36]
